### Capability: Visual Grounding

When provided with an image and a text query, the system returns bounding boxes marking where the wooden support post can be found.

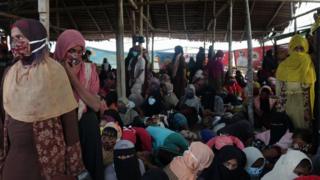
[38,0,50,39]
[116,0,126,98]
[228,0,233,75]
[315,20,320,148]
[151,33,154,70]
[245,0,254,124]
[211,0,216,59]
[132,10,136,46]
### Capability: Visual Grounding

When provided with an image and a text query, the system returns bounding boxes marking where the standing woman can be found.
[276,34,316,129]
[54,29,104,180]
[170,46,187,99]
[207,50,224,93]
[1,19,85,179]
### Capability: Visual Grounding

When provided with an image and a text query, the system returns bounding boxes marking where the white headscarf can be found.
[243,147,265,169]
[261,150,311,180]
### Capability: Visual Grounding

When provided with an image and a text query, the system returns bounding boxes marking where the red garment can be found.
[122,127,137,144]
[295,176,320,180]
[133,127,152,152]
[225,82,243,96]
[207,135,244,150]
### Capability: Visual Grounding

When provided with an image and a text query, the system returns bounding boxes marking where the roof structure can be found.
[0,0,298,41]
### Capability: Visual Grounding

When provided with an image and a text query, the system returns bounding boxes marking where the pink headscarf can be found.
[54,30,99,119]
[207,135,245,150]
[54,29,85,61]
[169,142,214,180]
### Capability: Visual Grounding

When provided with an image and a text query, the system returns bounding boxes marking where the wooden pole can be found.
[315,19,320,148]
[228,0,233,75]
[151,33,154,70]
[139,0,144,54]
[116,0,126,98]
[244,0,254,124]
[146,0,150,54]
[291,2,297,33]
[38,0,50,39]
[132,10,136,46]
[212,0,216,59]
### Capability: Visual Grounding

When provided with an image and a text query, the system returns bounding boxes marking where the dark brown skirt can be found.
[2,117,44,180]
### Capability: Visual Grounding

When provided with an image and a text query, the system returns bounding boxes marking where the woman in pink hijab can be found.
[164,141,214,180]
[54,30,103,180]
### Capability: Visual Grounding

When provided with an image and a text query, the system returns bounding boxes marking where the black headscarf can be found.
[114,140,141,180]
[218,120,254,145]
[269,112,293,145]
[200,145,249,180]
[142,168,169,180]
[12,19,48,65]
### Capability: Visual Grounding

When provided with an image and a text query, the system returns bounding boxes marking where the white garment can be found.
[261,150,311,180]
[243,147,265,169]
[128,56,146,94]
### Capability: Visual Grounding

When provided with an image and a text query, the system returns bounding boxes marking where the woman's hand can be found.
[62,60,81,79]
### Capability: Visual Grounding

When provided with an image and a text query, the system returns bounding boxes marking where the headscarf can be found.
[169,142,214,180]
[3,20,78,122]
[11,19,48,64]
[201,145,248,180]
[276,34,316,112]
[53,29,85,61]
[114,140,142,180]
[142,168,169,180]
[207,135,245,151]
[183,84,201,112]
[243,147,265,169]
[54,30,99,120]
[122,127,137,144]
[218,120,254,145]
[262,150,311,180]
[101,122,122,141]
[269,112,293,145]
[169,112,188,131]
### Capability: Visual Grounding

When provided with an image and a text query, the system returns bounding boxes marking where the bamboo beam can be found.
[202,1,207,31]
[98,0,114,32]
[212,0,216,54]
[228,0,233,74]
[61,0,79,30]
[240,0,255,41]
[244,0,254,124]
[266,1,286,28]
[79,0,104,38]
[128,0,155,31]
[206,3,228,31]
[116,0,126,98]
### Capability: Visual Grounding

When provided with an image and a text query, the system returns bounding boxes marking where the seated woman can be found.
[254,85,277,128]
[160,82,179,110]
[201,85,225,116]
[223,75,243,100]
[291,128,314,155]
[163,142,214,180]
[255,112,294,161]
[261,150,312,180]
[178,84,202,114]
[243,147,266,180]
[105,140,146,180]
[200,145,249,180]
[207,135,245,153]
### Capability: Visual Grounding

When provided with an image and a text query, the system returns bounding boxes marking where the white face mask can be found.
[29,38,47,54]
[148,97,156,105]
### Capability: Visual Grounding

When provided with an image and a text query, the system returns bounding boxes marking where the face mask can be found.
[132,51,138,57]
[29,38,47,54]
[148,97,156,105]
[246,166,264,177]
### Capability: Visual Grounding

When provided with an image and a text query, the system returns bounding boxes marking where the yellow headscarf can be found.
[276,34,316,112]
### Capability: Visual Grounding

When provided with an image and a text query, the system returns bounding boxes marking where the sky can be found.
[48,2,320,54]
